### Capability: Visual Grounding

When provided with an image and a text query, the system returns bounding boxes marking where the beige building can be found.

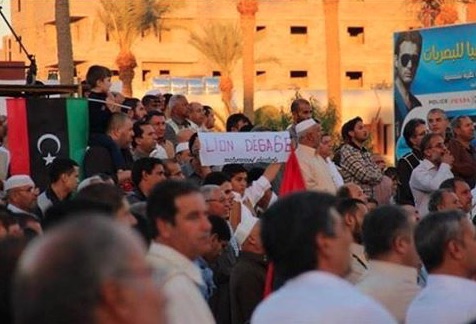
[1,0,472,157]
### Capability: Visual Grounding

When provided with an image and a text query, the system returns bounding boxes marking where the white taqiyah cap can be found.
[145,89,161,96]
[4,175,35,191]
[176,142,189,154]
[295,118,317,135]
[149,145,168,160]
[234,214,259,247]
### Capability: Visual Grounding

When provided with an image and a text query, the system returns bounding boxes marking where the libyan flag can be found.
[7,98,89,189]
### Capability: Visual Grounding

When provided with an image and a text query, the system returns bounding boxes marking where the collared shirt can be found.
[357,260,421,323]
[406,274,476,324]
[37,186,70,217]
[409,159,453,217]
[346,243,368,284]
[147,242,215,324]
[295,145,337,194]
[251,271,396,323]
[7,204,40,221]
[339,142,383,198]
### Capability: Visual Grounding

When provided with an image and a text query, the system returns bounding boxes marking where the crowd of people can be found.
[0,64,475,324]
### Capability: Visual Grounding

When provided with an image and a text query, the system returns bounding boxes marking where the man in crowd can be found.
[128,158,166,204]
[146,180,215,324]
[230,216,267,324]
[396,118,426,205]
[427,189,463,213]
[357,205,421,322]
[336,198,369,284]
[12,216,165,324]
[165,94,193,145]
[336,182,368,204]
[288,98,312,144]
[131,121,158,161]
[226,113,252,132]
[83,113,134,184]
[447,115,476,188]
[295,119,337,193]
[339,117,383,199]
[5,175,40,221]
[427,108,449,141]
[147,111,175,159]
[163,159,185,180]
[252,192,395,322]
[188,102,206,131]
[37,158,79,216]
[406,210,476,323]
[440,177,473,218]
[409,133,454,217]
[318,133,344,189]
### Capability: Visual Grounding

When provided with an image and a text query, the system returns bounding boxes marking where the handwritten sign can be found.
[198,131,291,166]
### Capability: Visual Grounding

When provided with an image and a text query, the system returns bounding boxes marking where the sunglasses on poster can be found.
[400,54,419,67]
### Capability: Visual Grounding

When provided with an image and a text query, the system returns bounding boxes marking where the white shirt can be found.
[409,159,453,217]
[147,243,215,324]
[406,274,476,324]
[326,156,344,188]
[295,145,337,194]
[357,260,421,323]
[252,271,396,324]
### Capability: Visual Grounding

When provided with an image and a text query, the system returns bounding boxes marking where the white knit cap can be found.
[4,175,35,191]
[295,118,317,135]
[176,142,189,154]
[234,214,259,247]
[145,89,161,96]
[150,145,168,160]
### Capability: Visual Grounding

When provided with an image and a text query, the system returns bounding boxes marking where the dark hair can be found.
[290,98,310,114]
[131,157,163,187]
[247,167,265,185]
[428,188,453,212]
[208,215,231,242]
[122,97,140,114]
[222,164,247,180]
[394,30,423,56]
[75,183,124,214]
[188,132,199,153]
[43,199,113,231]
[403,118,426,148]
[335,198,366,217]
[362,205,411,259]
[0,236,27,324]
[203,105,213,117]
[450,115,470,131]
[132,120,151,148]
[226,113,251,132]
[163,93,173,108]
[439,177,467,191]
[141,95,159,106]
[203,172,231,186]
[147,180,200,238]
[419,132,441,152]
[85,65,112,88]
[48,158,78,183]
[341,117,363,143]
[261,192,337,280]
[336,185,351,199]
[415,210,466,272]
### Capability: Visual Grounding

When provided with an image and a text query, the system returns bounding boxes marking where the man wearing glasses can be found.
[410,133,454,217]
[4,175,40,220]
[394,30,423,124]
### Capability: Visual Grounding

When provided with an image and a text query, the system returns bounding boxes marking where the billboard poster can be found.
[394,23,476,159]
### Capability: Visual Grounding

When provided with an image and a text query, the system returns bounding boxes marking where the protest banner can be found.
[198,131,291,166]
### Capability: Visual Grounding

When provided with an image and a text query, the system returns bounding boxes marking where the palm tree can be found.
[98,0,172,96]
[55,0,74,85]
[323,0,342,131]
[189,23,242,116]
[237,0,258,122]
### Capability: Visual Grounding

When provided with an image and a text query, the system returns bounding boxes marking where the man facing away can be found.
[357,205,421,323]
[251,192,396,323]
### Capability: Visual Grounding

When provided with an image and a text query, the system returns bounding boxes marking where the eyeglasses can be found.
[206,198,227,204]
[429,142,446,149]
[400,54,419,67]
